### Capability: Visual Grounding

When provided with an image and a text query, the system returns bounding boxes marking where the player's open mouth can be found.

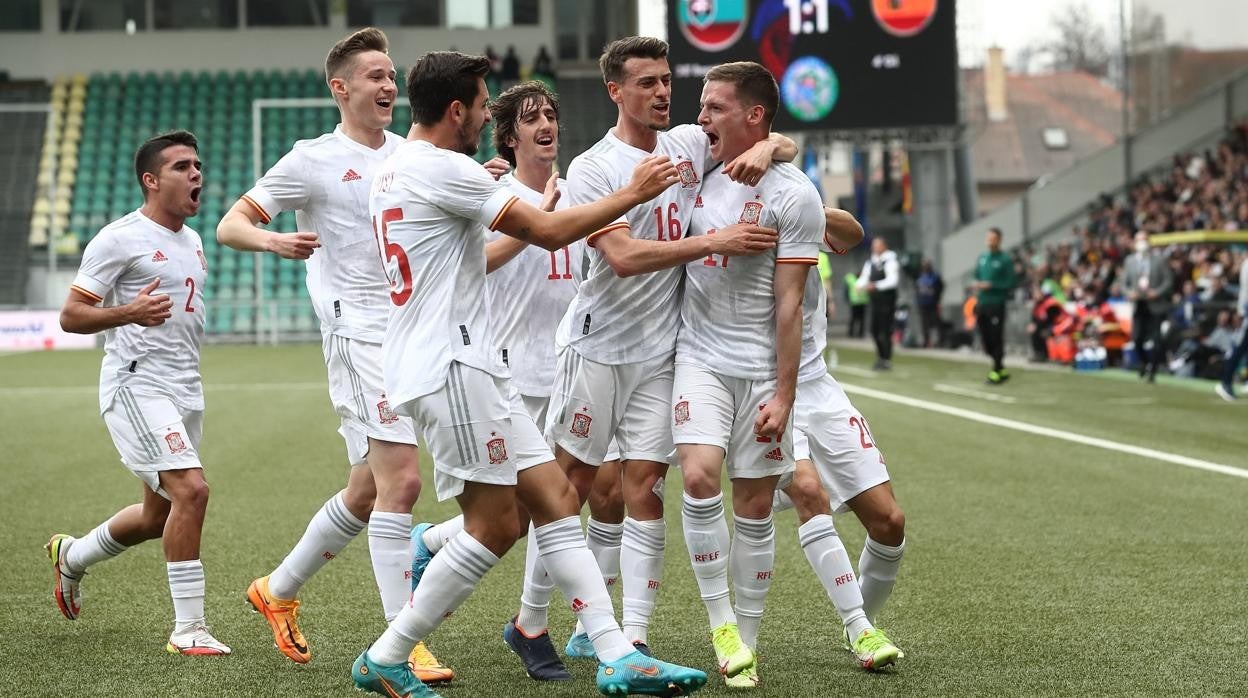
[189,187,201,203]
[536,133,554,146]
[376,98,393,109]
[706,133,720,147]
[652,103,669,115]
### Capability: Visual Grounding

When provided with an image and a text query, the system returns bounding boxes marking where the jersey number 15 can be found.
[372,207,411,306]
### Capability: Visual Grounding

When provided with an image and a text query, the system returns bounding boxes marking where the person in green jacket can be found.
[973,227,1018,384]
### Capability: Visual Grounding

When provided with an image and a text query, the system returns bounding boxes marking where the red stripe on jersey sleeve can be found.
[586,222,631,248]
[70,285,103,302]
[240,195,272,225]
[488,195,521,231]
[776,258,819,265]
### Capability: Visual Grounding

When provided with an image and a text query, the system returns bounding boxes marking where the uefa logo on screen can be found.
[678,0,749,52]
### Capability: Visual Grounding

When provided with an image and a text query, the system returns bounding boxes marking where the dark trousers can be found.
[919,305,940,347]
[1132,304,1164,378]
[976,303,1006,371]
[870,293,896,361]
[848,304,866,338]
[1222,328,1248,386]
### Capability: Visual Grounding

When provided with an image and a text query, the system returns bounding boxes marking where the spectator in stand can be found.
[500,45,521,82]
[843,270,867,338]
[915,258,944,348]
[532,45,555,79]
[1123,231,1173,382]
[856,238,900,370]
[1216,254,1248,401]
[973,227,1017,384]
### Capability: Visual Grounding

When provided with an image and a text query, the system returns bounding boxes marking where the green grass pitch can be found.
[2,344,1246,696]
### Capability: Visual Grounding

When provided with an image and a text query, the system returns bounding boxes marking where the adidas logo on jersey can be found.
[341,168,362,182]
[764,447,784,461]
[151,250,168,262]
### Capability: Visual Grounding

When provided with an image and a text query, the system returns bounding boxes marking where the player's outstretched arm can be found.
[493,155,679,251]
[593,222,778,278]
[756,262,809,440]
[486,171,560,273]
[723,132,799,186]
[217,198,321,260]
[824,207,864,253]
[60,279,172,334]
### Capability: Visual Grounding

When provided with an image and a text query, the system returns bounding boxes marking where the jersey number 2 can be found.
[372,207,411,306]
[184,277,195,312]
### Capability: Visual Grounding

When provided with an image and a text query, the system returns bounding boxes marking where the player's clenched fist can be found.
[710,223,779,256]
[626,154,680,201]
[268,231,321,260]
[127,278,174,327]
[754,397,793,443]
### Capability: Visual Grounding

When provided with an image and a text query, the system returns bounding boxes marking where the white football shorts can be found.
[323,334,419,465]
[102,387,203,499]
[790,373,890,512]
[671,362,794,480]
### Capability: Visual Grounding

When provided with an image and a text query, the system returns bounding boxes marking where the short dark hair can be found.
[491,81,560,167]
[705,61,779,127]
[406,51,491,126]
[134,130,198,196]
[988,227,1003,238]
[325,27,389,84]
[598,36,668,84]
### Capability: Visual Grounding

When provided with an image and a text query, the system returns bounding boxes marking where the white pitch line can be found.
[831,365,878,379]
[841,383,1248,480]
[0,382,325,398]
[933,383,1018,403]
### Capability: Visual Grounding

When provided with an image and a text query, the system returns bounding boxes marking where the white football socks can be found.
[368,533,499,665]
[421,514,465,554]
[533,516,633,663]
[800,515,872,640]
[859,536,905,622]
[65,517,128,575]
[681,493,735,629]
[516,523,553,635]
[367,512,413,621]
[167,559,206,632]
[730,514,775,650]
[268,491,365,600]
[620,516,665,645]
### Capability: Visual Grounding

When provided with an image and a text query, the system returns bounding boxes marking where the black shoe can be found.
[631,641,653,657]
[503,617,573,681]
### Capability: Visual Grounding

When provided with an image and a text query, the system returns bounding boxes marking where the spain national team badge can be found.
[739,200,764,225]
[487,436,508,464]
[674,400,690,426]
[165,431,187,454]
[377,399,398,425]
[570,411,592,439]
[675,160,700,188]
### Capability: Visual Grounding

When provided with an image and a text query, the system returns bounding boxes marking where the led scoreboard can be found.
[668,0,958,130]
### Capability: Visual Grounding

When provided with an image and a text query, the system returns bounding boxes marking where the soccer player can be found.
[672,62,822,687]
[351,51,708,698]
[215,28,450,679]
[546,37,793,660]
[772,207,906,671]
[46,130,229,656]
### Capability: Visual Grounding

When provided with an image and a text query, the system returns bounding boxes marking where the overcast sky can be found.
[639,1,1248,68]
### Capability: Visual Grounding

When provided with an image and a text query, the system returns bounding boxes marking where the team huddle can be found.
[47,28,907,698]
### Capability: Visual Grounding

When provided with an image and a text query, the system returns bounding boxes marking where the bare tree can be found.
[1045,2,1111,77]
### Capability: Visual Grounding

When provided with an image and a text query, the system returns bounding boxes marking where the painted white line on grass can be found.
[0,382,325,398]
[841,383,1248,480]
[933,383,1018,404]
[831,365,878,379]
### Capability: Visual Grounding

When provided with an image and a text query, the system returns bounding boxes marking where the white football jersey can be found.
[677,162,823,380]
[556,124,714,365]
[485,174,584,397]
[71,210,207,413]
[799,250,831,383]
[369,139,518,408]
[242,126,405,343]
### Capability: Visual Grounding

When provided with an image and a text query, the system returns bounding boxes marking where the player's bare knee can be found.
[389,468,422,509]
[788,472,831,521]
[731,488,775,520]
[623,472,666,519]
[680,466,721,500]
[868,506,906,545]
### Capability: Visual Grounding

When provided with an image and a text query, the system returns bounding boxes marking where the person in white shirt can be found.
[1217,254,1248,400]
[47,130,230,656]
[771,208,906,672]
[856,237,901,370]
[215,28,451,680]
[547,37,793,658]
[352,51,709,698]
[671,62,820,686]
